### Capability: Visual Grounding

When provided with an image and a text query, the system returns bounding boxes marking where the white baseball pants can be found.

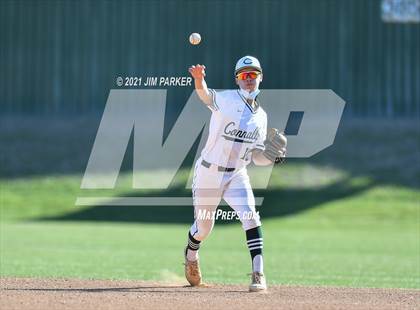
[189,157,261,241]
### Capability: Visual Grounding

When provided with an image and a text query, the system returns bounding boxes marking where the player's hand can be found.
[188,64,206,80]
[263,128,287,164]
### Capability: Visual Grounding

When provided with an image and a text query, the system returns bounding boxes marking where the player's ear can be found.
[259,73,263,82]
[235,77,239,86]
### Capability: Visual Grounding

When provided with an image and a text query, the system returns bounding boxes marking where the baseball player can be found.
[184,56,287,292]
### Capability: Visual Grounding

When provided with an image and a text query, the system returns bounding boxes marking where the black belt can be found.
[201,160,235,172]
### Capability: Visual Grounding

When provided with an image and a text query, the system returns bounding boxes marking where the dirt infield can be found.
[0,278,418,310]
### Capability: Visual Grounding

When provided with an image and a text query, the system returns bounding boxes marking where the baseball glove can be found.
[263,128,287,164]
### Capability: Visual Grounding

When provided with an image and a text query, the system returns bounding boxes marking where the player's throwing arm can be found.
[188,65,212,106]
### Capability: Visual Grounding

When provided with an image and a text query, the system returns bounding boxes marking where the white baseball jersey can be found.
[200,89,267,169]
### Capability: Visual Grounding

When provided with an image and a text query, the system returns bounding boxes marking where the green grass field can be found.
[0,118,419,288]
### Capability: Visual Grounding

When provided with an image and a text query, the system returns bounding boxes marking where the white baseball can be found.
[189,33,201,45]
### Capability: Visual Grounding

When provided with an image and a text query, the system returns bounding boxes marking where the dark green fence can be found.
[0,0,419,117]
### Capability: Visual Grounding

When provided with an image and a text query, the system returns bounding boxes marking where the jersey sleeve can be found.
[254,114,267,151]
[205,89,229,114]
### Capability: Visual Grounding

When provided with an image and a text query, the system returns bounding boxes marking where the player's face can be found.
[235,70,263,92]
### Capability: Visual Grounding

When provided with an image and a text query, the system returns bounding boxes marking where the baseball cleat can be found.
[249,272,267,292]
[184,247,202,286]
